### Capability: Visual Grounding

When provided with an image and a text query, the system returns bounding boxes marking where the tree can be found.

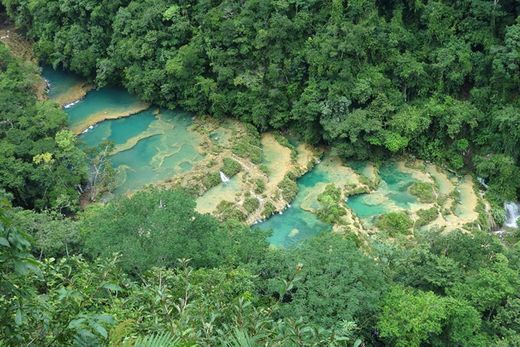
[82,189,268,273]
[377,285,447,347]
[475,153,520,203]
[316,184,346,224]
[11,208,81,258]
[0,44,87,210]
[376,212,413,236]
[84,141,115,202]
[255,234,387,333]
[448,254,520,314]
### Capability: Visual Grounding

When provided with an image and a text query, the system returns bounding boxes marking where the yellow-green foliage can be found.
[376,212,413,236]
[222,158,242,177]
[278,176,298,202]
[410,182,436,203]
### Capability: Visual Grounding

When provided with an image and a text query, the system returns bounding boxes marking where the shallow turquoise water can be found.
[346,195,388,218]
[255,161,419,247]
[80,110,156,148]
[346,162,417,219]
[92,110,202,194]
[347,160,367,176]
[42,66,83,101]
[44,67,421,245]
[66,87,143,131]
[379,163,417,207]
[44,67,203,194]
[256,168,332,248]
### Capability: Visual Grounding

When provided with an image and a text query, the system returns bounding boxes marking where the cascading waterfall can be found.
[504,202,520,228]
[219,171,230,184]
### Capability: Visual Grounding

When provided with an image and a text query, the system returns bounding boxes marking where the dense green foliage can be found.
[416,207,439,228]
[3,0,520,203]
[3,190,520,346]
[12,208,81,258]
[255,234,386,333]
[316,184,346,224]
[2,2,520,346]
[376,211,413,236]
[0,43,86,210]
[82,189,266,272]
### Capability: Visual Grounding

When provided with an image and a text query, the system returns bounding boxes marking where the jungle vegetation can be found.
[1,1,520,346]
[2,0,520,206]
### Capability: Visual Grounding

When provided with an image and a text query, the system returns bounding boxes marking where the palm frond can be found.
[133,332,178,347]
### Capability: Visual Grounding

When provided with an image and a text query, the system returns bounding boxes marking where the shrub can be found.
[416,207,438,227]
[259,164,270,175]
[216,201,246,222]
[243,197,260,214]
[262,201,276,218]
[316,185,346,224]
[376,212,413,236]
[232,124,262,164]
[255,179,266,194]
[221,158,242,177]
[278,176,298,202]
[203,172,221,190]
[410,182,436,203]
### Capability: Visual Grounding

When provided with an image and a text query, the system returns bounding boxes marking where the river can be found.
[43,67,487,247]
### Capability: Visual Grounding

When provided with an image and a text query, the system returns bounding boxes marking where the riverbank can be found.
[0,19,47,100]
[72,103,150,134]
[39,61,489,240]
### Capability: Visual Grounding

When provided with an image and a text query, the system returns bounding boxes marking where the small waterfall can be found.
[504,202,520,228]
[477,177,489,189]
[219,171,230,184]
[81,125,94,134]
[64,99,81,109]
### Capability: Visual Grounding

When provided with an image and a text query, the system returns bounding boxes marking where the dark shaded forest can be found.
[2,1,520,346]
